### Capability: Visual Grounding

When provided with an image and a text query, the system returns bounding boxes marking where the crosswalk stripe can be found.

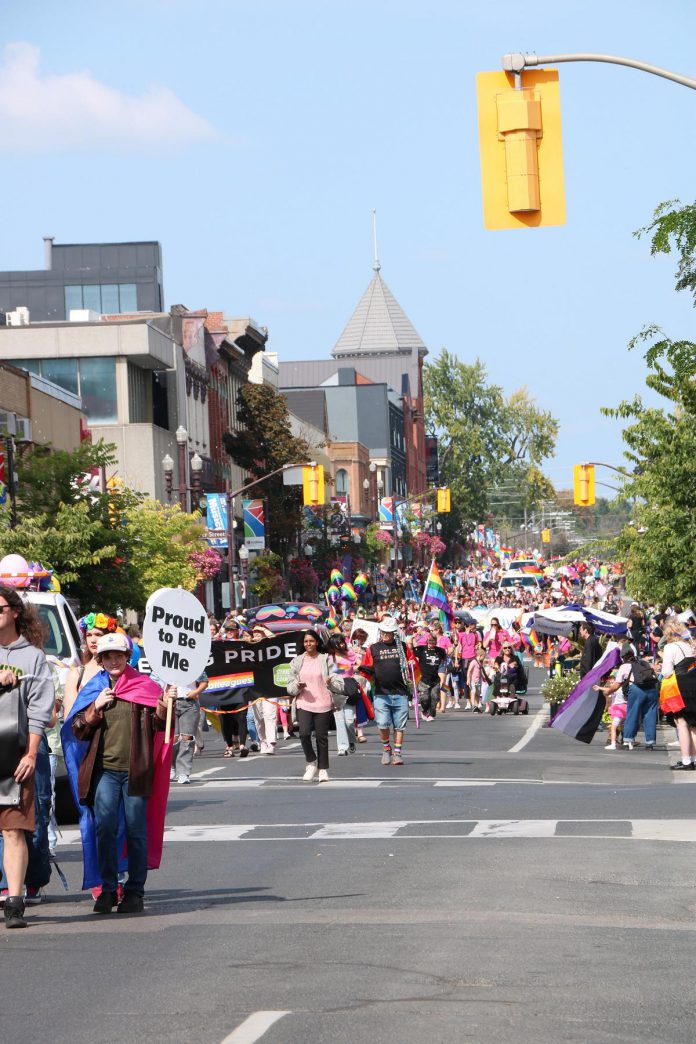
[56,819,696,846]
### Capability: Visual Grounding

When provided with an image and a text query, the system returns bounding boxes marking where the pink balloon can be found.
[0,554,31,588]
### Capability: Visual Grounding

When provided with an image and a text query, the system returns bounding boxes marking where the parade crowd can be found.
[1,552,695,929]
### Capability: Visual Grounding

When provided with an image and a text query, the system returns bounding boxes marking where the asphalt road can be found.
[3,667,694,1044]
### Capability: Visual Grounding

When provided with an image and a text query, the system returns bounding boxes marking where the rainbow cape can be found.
[61,665,171,890]
[423,560,454,627]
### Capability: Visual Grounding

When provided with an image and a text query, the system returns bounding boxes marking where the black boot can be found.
[4,896,27,929]
[93,889,117,914]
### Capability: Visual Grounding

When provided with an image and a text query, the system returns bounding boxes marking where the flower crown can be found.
[79,611,118,634]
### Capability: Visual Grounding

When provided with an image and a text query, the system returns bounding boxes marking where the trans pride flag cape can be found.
[61,665,171,890]
[550,644,622,744]
[422,560,454,628]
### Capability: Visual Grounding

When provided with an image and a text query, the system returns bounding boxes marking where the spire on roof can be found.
[332,267,427,357]
[372,208,380,272]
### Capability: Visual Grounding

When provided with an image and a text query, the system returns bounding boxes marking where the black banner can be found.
[200,631,305,708]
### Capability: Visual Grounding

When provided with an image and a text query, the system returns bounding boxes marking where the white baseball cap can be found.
[97,632,130,655]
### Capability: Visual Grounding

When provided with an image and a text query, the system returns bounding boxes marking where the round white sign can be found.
[142,587,211,687]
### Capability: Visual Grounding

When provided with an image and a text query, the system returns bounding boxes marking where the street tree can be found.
[423,350,558,538]
[604,200,696,605]
[223,383,312,560]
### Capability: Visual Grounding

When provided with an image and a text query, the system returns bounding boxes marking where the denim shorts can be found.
[373,693,409,730]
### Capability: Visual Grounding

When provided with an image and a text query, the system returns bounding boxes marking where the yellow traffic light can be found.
[476,68,565,230]
[436,487,451,513]
[573,464,595,506]
[541,528,551,543]
[302,464,325,506]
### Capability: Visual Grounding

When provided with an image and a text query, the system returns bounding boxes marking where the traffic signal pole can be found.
[502,52,696,91]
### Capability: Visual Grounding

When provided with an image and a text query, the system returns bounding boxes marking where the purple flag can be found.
[551,645,622,744]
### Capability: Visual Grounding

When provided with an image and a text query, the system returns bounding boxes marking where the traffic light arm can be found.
[502,52,696,91]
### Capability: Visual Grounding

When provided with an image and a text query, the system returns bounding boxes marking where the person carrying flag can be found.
[62,632,172,915]
[359,617,417,766]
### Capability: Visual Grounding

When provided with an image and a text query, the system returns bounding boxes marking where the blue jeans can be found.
[93,769,149,896]
[623,683,658,744]
[373,694,409,731]
[334,704,356,752]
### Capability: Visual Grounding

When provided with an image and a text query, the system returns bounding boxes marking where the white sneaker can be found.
[445,701,454,709]
[303,763,318,782]
[452,702,461,710]
[667,740,681,747]
[170,771,176,781]
[604,744,617,751]
[318,769,330,783]
[177,775,190,784]
[623,741,634,751]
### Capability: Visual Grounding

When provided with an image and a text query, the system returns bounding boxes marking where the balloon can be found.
[330,569,344,586]
[326,585,341,605]
[340,582,357,602]
[325,617,340,630]
[0,554,31,588]
[353,572,368,591]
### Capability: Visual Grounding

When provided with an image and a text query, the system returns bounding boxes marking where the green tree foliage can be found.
[636,199,696,301]
[423,350,558,537]
[16,439,121,518]
[603,200,696,605]
[223,384,312,559]
[603,329,696,605]
[249,550,285,602]
[123,501,205,609]
[3,440,212,611]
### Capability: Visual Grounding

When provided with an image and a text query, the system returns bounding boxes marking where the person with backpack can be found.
[596,642,658,751]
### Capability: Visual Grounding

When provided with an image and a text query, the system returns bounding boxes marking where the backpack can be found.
[629,658,658,690]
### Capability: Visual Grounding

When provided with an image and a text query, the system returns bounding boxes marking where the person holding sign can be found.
[62,633,171,915]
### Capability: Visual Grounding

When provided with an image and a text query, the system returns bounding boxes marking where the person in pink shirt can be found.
[483,618,509,660]
[286,631,344,783]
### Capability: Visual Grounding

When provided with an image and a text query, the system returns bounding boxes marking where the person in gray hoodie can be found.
[0,585,55,928]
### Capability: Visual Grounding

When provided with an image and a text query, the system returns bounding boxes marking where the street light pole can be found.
[175,426,188,511]
[224,459,317,615]
[369,461,377,522]
[162,454,174,503]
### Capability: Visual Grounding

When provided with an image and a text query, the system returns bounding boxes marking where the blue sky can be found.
[1,0,695,494]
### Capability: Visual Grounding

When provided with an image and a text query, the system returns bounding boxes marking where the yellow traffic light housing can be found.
[541,528,551,543]
[436,487,451,513]
[476,68,565,230]
[302,464,325,506]
[573,464,595,506]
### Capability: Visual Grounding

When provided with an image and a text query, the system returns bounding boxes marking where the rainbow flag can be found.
[521,564,543,576]
[423,561,454,627]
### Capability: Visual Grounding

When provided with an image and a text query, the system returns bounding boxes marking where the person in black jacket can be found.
[578,623,603,678]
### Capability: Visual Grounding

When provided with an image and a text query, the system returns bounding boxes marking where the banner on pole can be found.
[243,498,265,550]
[206,493,228,548]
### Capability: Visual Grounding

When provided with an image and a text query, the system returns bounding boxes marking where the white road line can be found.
[220,1010,290,1044]
[630,819,696,843]
[312,821,409,839]
[507,703,548,754]
[192,766,228,779]
[469,819,558,838]
[196,780,267,789]
[433,781,497,787]
[57,819,696,846]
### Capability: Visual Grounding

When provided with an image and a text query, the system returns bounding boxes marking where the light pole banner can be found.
[206,492,228,548]
[243,498,265,550]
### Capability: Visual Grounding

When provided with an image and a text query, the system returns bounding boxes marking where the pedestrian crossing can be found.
[185,775,547,789]
[57,818,696,845]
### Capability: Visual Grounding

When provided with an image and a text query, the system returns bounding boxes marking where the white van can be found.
[25,591,82,666]
[497,570,542,594]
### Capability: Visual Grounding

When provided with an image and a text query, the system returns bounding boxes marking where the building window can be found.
[6,356,118,423]
[41,359,79,397]
[64,283,138,315]
[80,357,117,423]
[336,468,349,495]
